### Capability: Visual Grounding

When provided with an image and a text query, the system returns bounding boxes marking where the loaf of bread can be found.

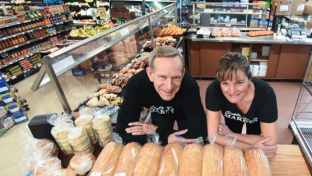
[244,148,271,176]
[202,143,223,176]
[70,152,95,175]
[68,126,93,154]
[224,146,248,176]
[114,142,142,176]
[75,115,97,145]
[93,114,112,147]
[89,142,124,176]
[179,143,203,176]
[157,143,182,176]
[37,139,59,157]
[133,143,163,176]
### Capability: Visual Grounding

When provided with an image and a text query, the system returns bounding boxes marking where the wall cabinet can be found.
[188,41,311,80]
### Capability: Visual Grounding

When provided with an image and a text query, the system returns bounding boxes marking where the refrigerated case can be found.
[30,3,177,114]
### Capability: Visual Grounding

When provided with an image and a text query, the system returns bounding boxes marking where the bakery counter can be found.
[187,33,312,45]
[270,144,311,175]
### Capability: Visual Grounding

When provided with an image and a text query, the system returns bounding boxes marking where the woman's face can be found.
[220,69,250,104]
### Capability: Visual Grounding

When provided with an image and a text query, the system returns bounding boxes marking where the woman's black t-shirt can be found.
[205,78,278,135]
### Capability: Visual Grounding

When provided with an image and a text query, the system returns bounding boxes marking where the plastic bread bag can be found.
[139,107,150,122]
[88,141,124,176]
[114,142,143,176]
[147,132,161,145]
[68,126,94,154]
[178,139,204,176]
[202,133,224,176]
[224,134,248,176]
[96,104,120,124]
[93,109,113,147]
[75,108,98,145]
[157,143,183,176]
[231,27,241,37]
[69,152,96,175]
[49,114,75,156]
[132,142,163,176]
[30,157,62,176]
[244,147,272,176]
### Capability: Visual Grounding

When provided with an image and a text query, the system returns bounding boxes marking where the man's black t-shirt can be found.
[116,70,207,145]
[205,78,278,135]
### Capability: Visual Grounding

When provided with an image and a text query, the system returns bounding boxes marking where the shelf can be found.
[0,12,70,30]
[210,23,247,26]
[111,0,176,2]
[6,65,41,85]
[0,28,72,54]
[250,59,269,62]
[0,20,73,42]
[74,22,97,26]
[196,11,264,15]
[0,53,36,70]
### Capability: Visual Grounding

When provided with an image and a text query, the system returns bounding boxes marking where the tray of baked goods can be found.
[84,52,150,108]
[138,25,187,40]
[142,36,178,52]
[246,30,274,37]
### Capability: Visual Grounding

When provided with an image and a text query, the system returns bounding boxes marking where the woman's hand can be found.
[168,129,197,144]
[125,121,158,135]
[252,137,278,158]
[218,123,233,136]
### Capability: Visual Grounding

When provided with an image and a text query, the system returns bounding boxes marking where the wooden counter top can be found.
[270,144,311,176]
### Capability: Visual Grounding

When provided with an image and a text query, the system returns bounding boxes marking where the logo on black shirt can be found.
[149,106,174,115]
[224,111,258,123]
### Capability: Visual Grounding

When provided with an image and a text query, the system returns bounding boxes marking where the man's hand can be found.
[218,123,233,136]
[125,121,158,135]
[252,137,278,158]
[168,129,197,144]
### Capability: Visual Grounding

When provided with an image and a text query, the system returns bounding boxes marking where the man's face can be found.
[220,69,250,104]
[147,56,185,101]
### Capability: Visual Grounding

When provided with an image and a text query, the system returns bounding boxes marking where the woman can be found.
[206,52,278,158]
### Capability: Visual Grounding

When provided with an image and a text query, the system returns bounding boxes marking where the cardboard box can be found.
[291,0,305,15]
[274,0,293,16]
[304,0,312,15]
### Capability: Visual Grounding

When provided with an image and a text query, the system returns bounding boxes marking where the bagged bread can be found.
[179,143,203,176]
[133,143,163,176]
[224,146,248,176]
[75,114,97,145]
[114,142,142,176]
[93,113,113,147]
[68,126,93,154]
[244,148,271,176]
[70,152,95,175]
[89,142,124,176]
[157,143,183,176]
[202,143,223,176]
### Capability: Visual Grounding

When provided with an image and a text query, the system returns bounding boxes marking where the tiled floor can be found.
[0,72,302,175]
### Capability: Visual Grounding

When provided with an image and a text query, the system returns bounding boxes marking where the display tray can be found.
[67,36,88,40]
[142,36,181,52]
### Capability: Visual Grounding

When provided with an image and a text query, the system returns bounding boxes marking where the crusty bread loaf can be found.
[244,148,271,176]
[114,142,142,176]
[89,142,124,176]
[202,143,223,176]
[179,143,203,176]
[157,143,183,176]
[224,146,248,176]
[133,143,163,176]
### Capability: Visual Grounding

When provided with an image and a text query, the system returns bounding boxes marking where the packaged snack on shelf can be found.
[157,143,183,176]
[202,133,224,176]
[0,91,17,105]
[0,115,14,137]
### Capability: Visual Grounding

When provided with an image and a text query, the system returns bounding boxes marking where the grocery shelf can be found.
[196,10,264,15]
[210,23,247,25]
[0,11,70,29]
[0,53,36,70]
[0,28,72,54]
[6,65,41,82]
[7,65,41,85]
[0,20,73,42]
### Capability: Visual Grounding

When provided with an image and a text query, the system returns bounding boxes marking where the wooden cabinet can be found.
[276,45,312,79]
[189,41,200,76]
[266,44,282,78]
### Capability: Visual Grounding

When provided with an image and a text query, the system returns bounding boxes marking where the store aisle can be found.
[0,74,302,175]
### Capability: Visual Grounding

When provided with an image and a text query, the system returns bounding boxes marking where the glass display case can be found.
[110,0,177,21]
[31,3,177,114]
[190,2,267,29]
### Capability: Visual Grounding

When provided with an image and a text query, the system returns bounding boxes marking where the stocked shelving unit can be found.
[0,4,74,84]
[190,2,267,29]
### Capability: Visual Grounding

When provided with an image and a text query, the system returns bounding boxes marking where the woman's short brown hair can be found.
[217,52,251,82]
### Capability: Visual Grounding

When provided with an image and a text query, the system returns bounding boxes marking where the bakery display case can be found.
[30,3,177,114]
[190,2,267,29]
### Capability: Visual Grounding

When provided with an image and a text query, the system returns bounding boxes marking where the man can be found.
[116,46,207,145]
